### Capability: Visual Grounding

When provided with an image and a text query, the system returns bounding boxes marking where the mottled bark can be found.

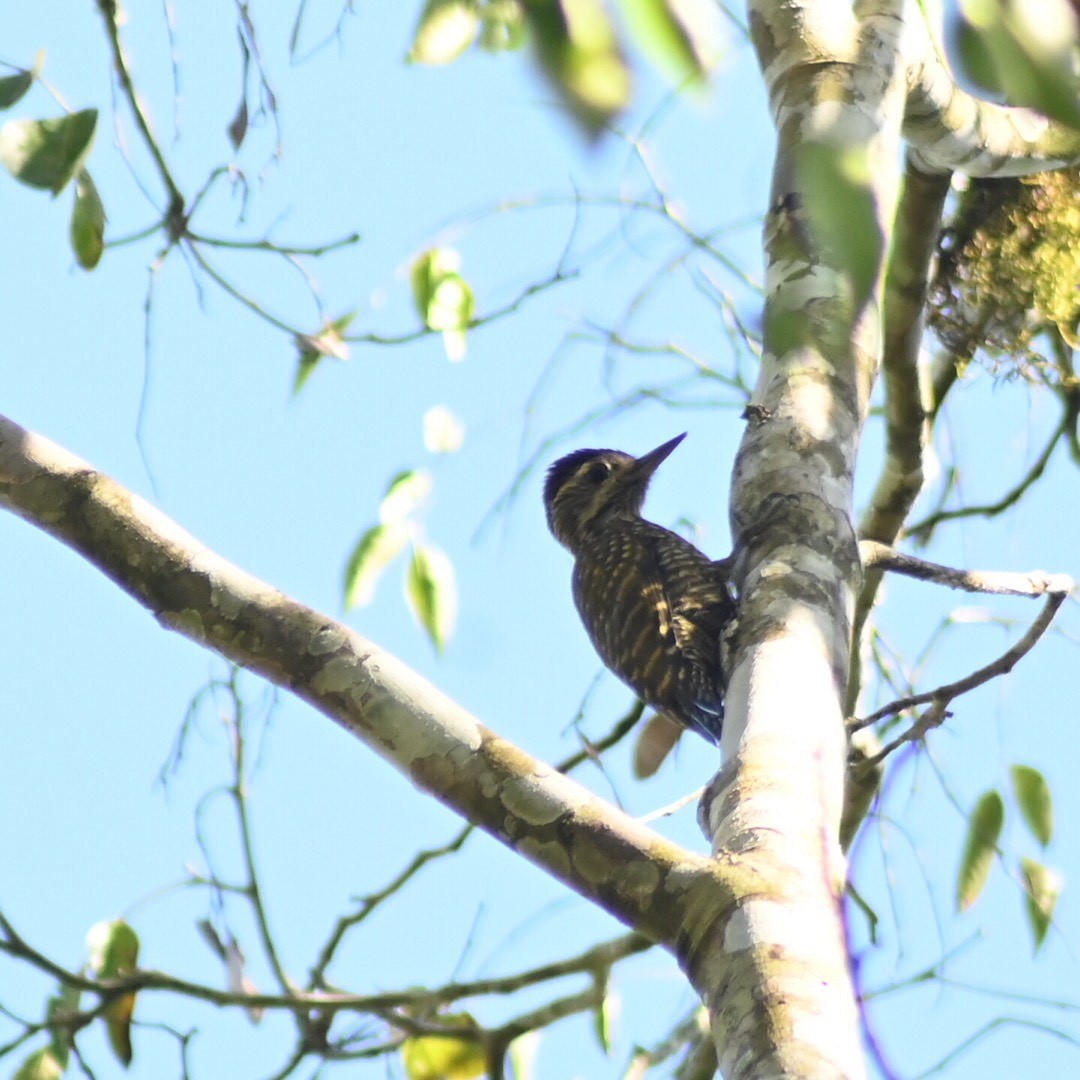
[696,1,903,1075]
[691,2,1080,1076]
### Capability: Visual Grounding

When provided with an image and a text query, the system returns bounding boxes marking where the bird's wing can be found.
[649,537,733,668]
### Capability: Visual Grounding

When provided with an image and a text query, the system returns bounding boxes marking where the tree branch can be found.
[904,395,1077,543]
[95,0,185,216]
[903,6,1080,176]
[849,545,1070,759]
[859,541,1073,598]
[0,413,739,958]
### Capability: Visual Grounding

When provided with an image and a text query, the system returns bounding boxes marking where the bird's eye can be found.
[586,461,610,484]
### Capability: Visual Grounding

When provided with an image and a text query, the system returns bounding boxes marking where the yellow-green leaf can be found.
[592,992,612,1054]
[955,0,1080,128]
[87,919,139,977]
[406,543,457,653]
[956,790,1004,911]
[615,0,710,84]
[0,108,97,194]
[409,0,481,65]
[411,248,475,352]
[104,989,136,1067]
[1010,764,1053,847]
[86,920,139,1066]
[379,469,434,525]
[344,522,410,609]
[411,247,460,309]
[1020,857,1061,951]
[401,1034,485,1080]
[479,0,527,51]
[70,170,106,269]
[522,0,632,136]
[13,1047,64,1080]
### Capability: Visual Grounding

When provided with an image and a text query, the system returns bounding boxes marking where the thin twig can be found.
[849,545,1071,757]
[904,400,1075,544]
[310,702,645,986]
[226,675,294,995]
[309,826,473,988]
[852,589,1067,750]
[96,0,185,214]
[1,908,649,1016]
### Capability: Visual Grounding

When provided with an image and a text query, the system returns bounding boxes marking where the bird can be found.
[544,433,736,745]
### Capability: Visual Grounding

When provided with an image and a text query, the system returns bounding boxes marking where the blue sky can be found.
[1,3,1077,1078]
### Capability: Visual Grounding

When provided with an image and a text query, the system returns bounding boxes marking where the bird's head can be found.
[543,433,686,551]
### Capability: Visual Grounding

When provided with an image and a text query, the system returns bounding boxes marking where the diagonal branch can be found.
[0,412,738,957]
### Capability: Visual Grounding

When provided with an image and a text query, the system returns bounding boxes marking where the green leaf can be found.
[1020,857,1061,951]
[13,1047,64,1080]
[410,248,475,357]
[344,522,410,609]
[45,981,82,1069]
[401,1018,483,1080]
[0,51,43,110]
[956,789,1004,911]
[1010,764,1053,847]
[0,73,33,111]
[798,140,883,309]
[615,0,709,85]
[405,543,457,653]
[0,108,97,194]
[408,0,481,64]
[86,919,139,1067]
[479,0,527,51]
[411,246,455,317]
[522,0,632,137]
[954,0,1080,128]
[87,919,139,977]
[293,348,321,395]
[70,170,106,269]
[103,989,136,1067]
[592,988,615,1054]
[379,469,434,525]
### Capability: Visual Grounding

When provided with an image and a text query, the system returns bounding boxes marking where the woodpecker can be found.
[544,433,735,744]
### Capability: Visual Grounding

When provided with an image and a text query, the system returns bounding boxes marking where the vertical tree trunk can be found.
[690,2,909,1074]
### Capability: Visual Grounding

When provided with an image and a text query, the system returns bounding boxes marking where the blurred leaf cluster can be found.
[956,765,1060,950]
[408,0,715,135]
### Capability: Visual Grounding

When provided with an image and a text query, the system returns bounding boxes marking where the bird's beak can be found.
[632,433,687,478]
